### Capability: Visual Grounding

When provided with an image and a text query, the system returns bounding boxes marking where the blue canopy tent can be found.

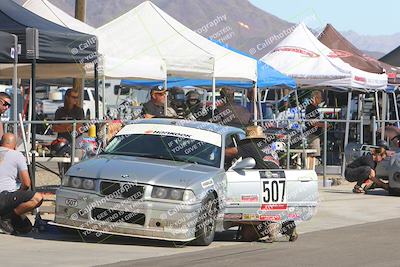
[122,40,296,89]
[121,60,296,89]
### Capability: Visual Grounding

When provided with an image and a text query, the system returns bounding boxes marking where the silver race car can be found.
[52,119,318,245]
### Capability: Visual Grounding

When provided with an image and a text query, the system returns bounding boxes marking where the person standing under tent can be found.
[53,89,85,143]
[0,92,12,139]
[142,86,177,118]
[305,90,325,169]
[213,87,251,128]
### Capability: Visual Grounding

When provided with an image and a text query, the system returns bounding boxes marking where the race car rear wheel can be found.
[192,194,217,246]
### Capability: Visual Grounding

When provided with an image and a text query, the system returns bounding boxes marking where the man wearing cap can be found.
[213,87,251,128]
[0,92,12,139]
[226,125,280,169]
[142,86,168,118]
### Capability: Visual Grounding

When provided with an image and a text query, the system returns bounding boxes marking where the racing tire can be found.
[191,194,218,246]
[281,221,298,242]
[289,229,298,242]
[388,187,400,196]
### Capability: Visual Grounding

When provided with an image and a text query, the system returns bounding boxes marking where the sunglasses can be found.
[0,99,11,108]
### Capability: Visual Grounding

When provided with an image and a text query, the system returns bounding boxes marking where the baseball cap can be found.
[151,85,166,94]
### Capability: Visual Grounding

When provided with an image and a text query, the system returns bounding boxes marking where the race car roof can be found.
[126,119,242,135]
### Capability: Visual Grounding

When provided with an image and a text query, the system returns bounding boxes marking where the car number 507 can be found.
[262,180,286,203]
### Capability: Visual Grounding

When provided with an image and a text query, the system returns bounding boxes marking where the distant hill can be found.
[15,0,399,59]
[342,30,400,56]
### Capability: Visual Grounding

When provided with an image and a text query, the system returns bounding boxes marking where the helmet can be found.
[186,91,201,105]
[376,140,389,150]
[50,138,71,157]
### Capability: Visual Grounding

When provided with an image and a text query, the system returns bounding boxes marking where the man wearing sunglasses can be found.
[0,92,12,139]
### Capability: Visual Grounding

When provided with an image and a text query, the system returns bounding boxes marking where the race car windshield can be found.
[103,134,221,168]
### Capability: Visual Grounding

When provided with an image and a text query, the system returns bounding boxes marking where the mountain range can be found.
[14,0,400,59]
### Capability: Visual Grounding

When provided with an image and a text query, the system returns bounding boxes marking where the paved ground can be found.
[0,183,399,267]
[105,218,400,267]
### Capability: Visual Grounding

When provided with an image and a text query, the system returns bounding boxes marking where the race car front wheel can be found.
[192,194,218,246]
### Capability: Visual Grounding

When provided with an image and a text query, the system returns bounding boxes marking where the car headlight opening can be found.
[62,176,96,191]
[151,186,190,201]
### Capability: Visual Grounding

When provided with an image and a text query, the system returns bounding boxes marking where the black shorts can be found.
[345,166,371,183]
[0,190,35,216]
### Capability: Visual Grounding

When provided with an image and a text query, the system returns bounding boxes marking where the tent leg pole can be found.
[212,76,216,117]
[253,82,257,125]
[164,78,168,116]
[102,75,106,120]
[294,89,306,169]
[381,92,387,141]
[12,35,18,134]
[341,89,352,178]
[31,59,37,191]
[258,89,264,126]
[394,92,400,128]
[94,62,99,119]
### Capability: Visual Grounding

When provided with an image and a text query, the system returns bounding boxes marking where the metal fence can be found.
[3,116,400,188]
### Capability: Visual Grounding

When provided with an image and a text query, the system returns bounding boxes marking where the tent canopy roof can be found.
[261,23,387,90]
[0,0,97,63]
[318,24,384,74]
[0,31,17,63]
[380,45,400,67]
[22,0,165,80]
[23,0,96,34]
[95,1,256,81]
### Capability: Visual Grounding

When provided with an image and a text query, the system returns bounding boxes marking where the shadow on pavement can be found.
[13,223,239,248]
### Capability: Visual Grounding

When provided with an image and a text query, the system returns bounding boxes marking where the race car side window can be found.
[224,133,241,170]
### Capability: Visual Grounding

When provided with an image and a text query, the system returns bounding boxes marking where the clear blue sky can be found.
[250,0,399,35]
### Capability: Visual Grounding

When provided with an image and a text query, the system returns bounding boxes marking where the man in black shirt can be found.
[53,89,85,143]
[213,87,251,128]
[345,147,389,193]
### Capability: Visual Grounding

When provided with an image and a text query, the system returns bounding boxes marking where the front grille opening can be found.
[100,181,144,200]
[91,208,145,226]
[100,181,121,195]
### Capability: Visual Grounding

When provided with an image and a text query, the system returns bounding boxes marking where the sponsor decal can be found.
[201,178,214,189]
[328,49,353,58]
[242,214,259,220]
[153,130,191,138]
[272,46,320,58]
[261,203,288,211]
[288,214,301,219]
[354,76,366,83]
[240,194,259,202]
[144,130,153,134]
[224,213,243,220]
[65,198,78,207]
[259,215,281,222]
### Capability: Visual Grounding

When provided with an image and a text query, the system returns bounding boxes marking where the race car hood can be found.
[67,154,222,189]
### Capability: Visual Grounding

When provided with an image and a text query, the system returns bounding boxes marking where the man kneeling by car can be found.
[0,133,43,234]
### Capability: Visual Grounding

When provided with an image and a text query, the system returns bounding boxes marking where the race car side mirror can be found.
[232,157,256,170]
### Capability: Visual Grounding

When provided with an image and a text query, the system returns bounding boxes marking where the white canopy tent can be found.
[261,23,388,90]
[94,1,257,82]
[25,0,258,114]
[261,23,388,175]
[23,0,167,81]
[23,0,95,33]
